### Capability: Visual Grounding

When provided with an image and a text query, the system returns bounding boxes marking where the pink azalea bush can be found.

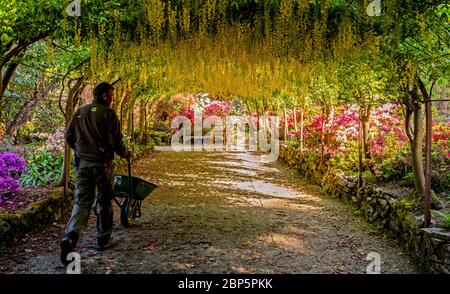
[285,102,447,188]
[169,107,196,126]
[203,100,230,117]
[431,121,450,192]
[363,104,410,179]
[432,122,450,159]
[169,100,231,125]
[367,103,408,161]
[303,106,360,157]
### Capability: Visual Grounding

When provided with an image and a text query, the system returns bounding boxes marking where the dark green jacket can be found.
[65,98,130,163]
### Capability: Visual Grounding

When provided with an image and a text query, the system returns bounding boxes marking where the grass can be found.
[431,210,450,230]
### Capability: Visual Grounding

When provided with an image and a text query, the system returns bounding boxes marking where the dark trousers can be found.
[64,164,114,245]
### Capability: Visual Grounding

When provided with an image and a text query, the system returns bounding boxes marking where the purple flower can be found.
[0,152,27,196]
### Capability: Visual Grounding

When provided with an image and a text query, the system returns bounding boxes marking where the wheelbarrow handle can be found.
[128,158,133,197]
[127,158,132,177]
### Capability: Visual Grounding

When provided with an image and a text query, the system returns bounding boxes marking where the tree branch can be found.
[111,77,122,86]
[405,105,414,143]
[0,31,49,68]
[0,62,18,98]
[58,58,90,116]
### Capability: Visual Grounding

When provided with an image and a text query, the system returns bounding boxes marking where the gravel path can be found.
[0,150,421,273]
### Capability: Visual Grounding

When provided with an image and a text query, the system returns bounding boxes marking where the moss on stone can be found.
[0,187,73,249]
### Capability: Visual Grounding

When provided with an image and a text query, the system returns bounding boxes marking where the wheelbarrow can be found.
[112,159,159,227]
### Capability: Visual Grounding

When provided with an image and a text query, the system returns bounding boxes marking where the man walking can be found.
[61,82,131,266]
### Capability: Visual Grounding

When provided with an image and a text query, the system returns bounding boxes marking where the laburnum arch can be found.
[0,0,448,226]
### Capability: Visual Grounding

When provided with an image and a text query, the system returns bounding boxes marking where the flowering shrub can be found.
[290,103,446,188]
[0,152,27,195]
[169,107,195,125]
[29,132,50,141]
[367,103,408,161]
[364,104,410,179]
[15,121,37,142]
[167,93,196,114]
[432,122,450,159]
[44,127,65,155]
[170,100,231,121]
[296,103,409,162]
[280,111,295,131]
[0,139,28,156]
[169,100,231,130]
[303,106,359,157]
[431,121,450,193]
[203,100,230,117]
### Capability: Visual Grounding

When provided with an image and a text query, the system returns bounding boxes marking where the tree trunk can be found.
[417,77,434,226]
[129,102,135,150]
[120,94,130,128]
[358,120,363,189]
[320,106,325,165]
[361,106,371,160]
[114,84,126,114]
[112,84,120,113]
[143,101,149,145]
[58,77,85,189]
[412,103,426,197]
[127,100,136,137]
[138,100,146,144]
[1,62,18,98]
[61,138,71,197]
[424,96,432,226]
[293,107,298,132]
[363,120,370,158]
[5,76,54,138]
[6,96,39,138]
[146,100,156,133]
[283,108,288,141]
[405,101,426,199]
[360,106,374,173]
[245,100,253,115]
[0,62,19,119]
[300,107,304,152]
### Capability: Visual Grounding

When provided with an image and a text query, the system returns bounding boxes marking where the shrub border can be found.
[279,144,450,274]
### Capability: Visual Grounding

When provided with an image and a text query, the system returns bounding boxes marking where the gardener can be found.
[60,82,131,266]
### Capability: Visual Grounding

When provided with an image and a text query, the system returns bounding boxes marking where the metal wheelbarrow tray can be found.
[113,173,158,227]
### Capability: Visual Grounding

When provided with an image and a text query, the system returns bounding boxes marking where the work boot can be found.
[60,232,79,267]
[95,236,118,251]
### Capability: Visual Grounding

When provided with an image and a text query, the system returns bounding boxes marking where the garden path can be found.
[0,150,420,273]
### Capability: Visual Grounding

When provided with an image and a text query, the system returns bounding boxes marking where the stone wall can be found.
[0,187,73,251]
[279,144,450,274]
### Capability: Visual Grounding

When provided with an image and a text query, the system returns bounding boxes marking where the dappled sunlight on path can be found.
[0,149,421,274]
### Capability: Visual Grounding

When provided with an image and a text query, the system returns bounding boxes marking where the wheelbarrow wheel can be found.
[120,197,137,227]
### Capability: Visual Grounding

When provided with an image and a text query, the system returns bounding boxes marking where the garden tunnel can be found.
[0,1,449,231]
